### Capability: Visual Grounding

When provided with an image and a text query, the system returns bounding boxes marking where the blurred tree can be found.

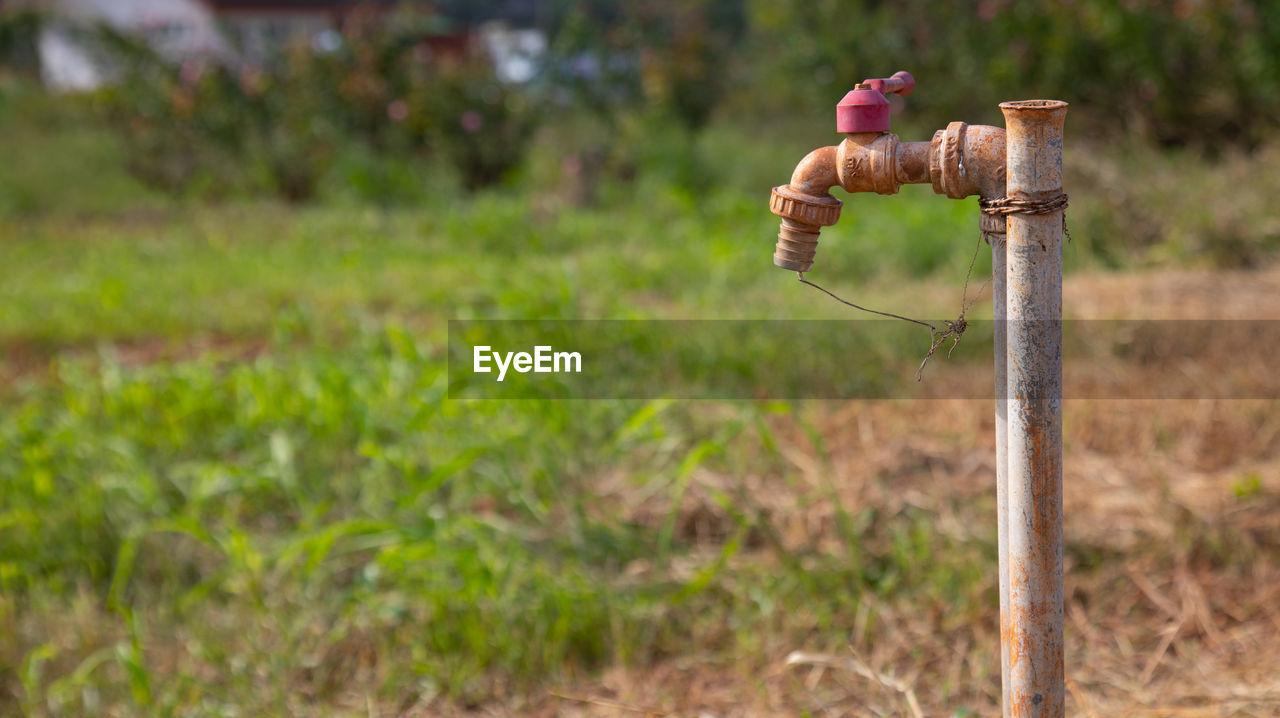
[545,0,746,132]
[425,53,541,191]
[632,0,745,131]
[535,0,746,202]
[0,7,44,81]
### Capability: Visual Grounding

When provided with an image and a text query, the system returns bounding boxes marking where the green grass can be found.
[0,176,992,347]
[2,338,993,710]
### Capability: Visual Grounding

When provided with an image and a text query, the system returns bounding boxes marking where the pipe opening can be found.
[999,99,1068,111]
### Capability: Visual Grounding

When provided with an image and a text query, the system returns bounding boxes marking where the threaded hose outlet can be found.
[774,218,821,271]
[769,185,842,272]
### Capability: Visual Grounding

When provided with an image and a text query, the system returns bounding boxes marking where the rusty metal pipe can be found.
[1001,99,1067,718]
[768,75,1069,718]
[895,140,932,184]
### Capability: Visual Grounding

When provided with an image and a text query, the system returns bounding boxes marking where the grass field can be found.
[3,89,1280,717]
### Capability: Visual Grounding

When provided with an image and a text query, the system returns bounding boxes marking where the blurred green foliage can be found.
[738,0,1280,146]
[5,0,1280,205]
[423,56,540,191]
[548,0,746,132]
[543,0,1280,147]
[0,7,41,80]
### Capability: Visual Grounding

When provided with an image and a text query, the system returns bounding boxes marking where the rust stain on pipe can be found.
[896,140,931,184]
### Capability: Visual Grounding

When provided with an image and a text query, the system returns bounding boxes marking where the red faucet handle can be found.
[862,71,915,97]
[837,70,914,134]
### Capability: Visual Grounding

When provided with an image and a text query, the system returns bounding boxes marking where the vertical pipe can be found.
[1000,99,1067,718]
[991,230,1011,718]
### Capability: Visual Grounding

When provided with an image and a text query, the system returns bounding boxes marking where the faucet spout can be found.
[769,145,843,272]
[769,132,917,272]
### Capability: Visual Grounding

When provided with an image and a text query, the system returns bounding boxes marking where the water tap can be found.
[770,71,1007,273]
